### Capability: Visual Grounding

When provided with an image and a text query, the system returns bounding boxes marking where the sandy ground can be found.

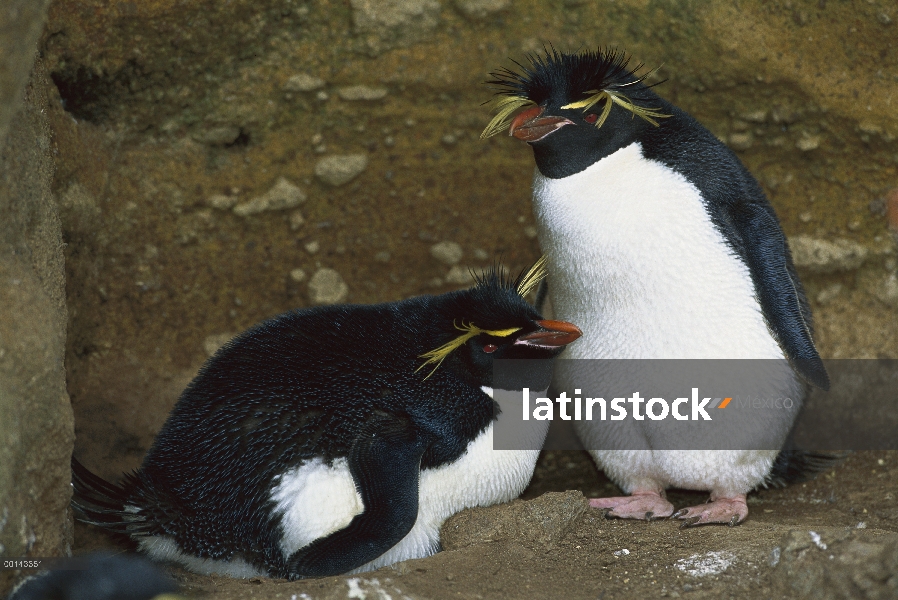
[71,447,898,599]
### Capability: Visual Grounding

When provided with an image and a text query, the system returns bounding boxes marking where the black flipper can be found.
[733,202,829,390]
[284,414,430,579]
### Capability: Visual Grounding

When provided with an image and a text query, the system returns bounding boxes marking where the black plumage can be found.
[72,263,580,578]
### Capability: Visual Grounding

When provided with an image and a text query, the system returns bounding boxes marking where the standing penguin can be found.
[481,48,828,526]
[72,260,581,579]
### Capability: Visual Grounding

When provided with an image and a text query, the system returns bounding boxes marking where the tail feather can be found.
[760,446,848,489]
[71,456,156,536]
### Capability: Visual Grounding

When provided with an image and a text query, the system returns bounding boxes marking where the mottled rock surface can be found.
[0,65,72,596]
[441,491,588,551]
[773,528,898,599]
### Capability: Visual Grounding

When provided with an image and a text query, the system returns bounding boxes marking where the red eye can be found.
[483,344,498,354]
[584,113,598,124]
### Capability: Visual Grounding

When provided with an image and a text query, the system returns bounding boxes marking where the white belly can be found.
[532,143,800,493]
[533,142,785,361]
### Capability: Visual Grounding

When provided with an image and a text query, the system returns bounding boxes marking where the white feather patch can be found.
[139,535,267,578]
[532,142,801,494]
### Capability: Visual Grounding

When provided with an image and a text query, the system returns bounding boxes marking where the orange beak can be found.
[509,106,574,142]
[515,319,582,348]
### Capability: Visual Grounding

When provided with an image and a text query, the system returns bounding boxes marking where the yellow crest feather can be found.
[480,95,537,139]
[417,321,522,379]
[516,255,548,298]
[561,83,670,129]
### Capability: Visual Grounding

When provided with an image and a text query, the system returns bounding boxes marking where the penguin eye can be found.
[584,113,598,124]
[483,344,498,354]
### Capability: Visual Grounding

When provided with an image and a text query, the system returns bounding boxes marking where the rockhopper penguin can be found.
[481,48,829,526]
[72,260,581,579]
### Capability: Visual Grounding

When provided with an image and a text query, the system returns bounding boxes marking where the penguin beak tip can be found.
[515,319,582,348]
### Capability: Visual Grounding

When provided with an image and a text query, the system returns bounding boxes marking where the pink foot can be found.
[673,494,749,528]
[589,490,675,521]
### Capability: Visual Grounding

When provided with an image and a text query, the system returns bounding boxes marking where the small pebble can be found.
[308,268,348,304]
[289,211,306,230]
[796,134,821,151]
[316,91,329,101]
[337,85,388,101]
[206,194,238,210]
[233,178,306,216]
[524,226,538,239]
[284,73,326,92]
[430,241,463,265]
[728,132,753,151]
[304,241,320,254]
[473,248,489,261]
[444,265,473,285]
[203,333,236,357]
[289,268,307,283]
[454,0,509,19]
[315,155,368,186]
[741,109,767,123]
[194,126,242,146]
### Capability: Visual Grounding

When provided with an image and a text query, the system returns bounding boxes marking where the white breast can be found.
[533,143,799,494]
[533,142,784,360]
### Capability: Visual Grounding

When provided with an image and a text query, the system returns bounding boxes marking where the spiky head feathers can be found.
[481,48,669,138]
[417,258,548,376]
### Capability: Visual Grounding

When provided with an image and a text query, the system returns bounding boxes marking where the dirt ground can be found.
[71,446,898,599]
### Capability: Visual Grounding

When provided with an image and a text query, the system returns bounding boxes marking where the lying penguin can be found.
[72,259,581,579]
[481,47,829,526]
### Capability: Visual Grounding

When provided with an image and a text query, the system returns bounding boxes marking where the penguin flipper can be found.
[734,202,829,390]
[284,414,428,579]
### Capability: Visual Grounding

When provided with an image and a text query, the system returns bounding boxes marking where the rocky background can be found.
[1,0,897,597]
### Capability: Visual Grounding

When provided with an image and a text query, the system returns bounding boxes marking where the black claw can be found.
[671,508,688,519]
[645,511,654,521]
[728,515,740,527]
[679,516,701,529]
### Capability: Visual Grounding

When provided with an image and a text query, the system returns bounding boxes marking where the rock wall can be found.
[37,0,896,481]
[0,39,72,600]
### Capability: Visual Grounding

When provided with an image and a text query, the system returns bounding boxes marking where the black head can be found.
[481,47,671,179]
[419,258,581,389]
